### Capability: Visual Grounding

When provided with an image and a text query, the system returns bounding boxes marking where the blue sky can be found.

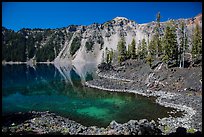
[2,2,202,31]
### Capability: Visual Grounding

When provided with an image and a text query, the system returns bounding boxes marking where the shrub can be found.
[146,54,154,67]
[187,128,196,134]
[85,40,94,52]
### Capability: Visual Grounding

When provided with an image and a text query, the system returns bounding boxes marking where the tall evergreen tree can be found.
[117,37,126,64]
[155,12,162,57]
[138,38,147,59]
[136,40,141,59]
[179,21,188,68]
[109,48,114,64]
[162,20,178,66]
[192,23,202,58]
[130,38,136,59]
[127,44,131,59]
[148,36,157,57]
[141,38,148,59]
[105,47,109,63]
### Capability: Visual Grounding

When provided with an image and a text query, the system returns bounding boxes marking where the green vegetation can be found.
[85,40,94,52]
[130,38,136,59]
[178,21,189,68]
[163,125,171,134]
[146,54,154,67]
[36,43,55,62]
[2,27,70,62]
[109,48,114,64]
[149,37,156,55]
[161,20,178,67]
[127,44,132,59]
[192,23,202,59]
[126,39,136,59]
[105,47,109,63]
[105,47,114,64]
[70,36,81,56]
[97,36,104,50]
[113,12,201,69]
[2,28,26,61]
[141,38,148,59]
[117,37,126,64]
[154,12,162,57]
[187,128,196,133]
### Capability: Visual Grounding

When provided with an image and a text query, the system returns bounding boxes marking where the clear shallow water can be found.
[2,64,182,127]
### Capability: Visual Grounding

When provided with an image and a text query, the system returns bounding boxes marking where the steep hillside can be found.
[2,13,202,65]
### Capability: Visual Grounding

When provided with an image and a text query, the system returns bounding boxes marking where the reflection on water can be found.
[2,63,182,127]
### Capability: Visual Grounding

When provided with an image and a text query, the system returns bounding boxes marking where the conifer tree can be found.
[104,47,114,64]
[137,38,148,59]
[179,21,188,68]
[155,12,162,57]
[105,47,109,63]
[127,44,131,59]
[102,51,105,63]
[109,48,114,64]
[148,36,157,57]
[146,54,154,67]
[162,20,178,66]
[192,23,202,59]
[130,38,136,59]
[117,37,126,64]
[141,38,148,59]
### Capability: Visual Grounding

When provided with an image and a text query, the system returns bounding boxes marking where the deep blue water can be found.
[2,64,182,127]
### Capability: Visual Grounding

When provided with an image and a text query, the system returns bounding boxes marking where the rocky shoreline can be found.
[84,63,202,134]
[2,111,202,135]
[85,80,199,134]
[2,111,163,135]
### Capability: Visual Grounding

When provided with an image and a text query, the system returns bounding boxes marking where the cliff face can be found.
[2,14,202,65]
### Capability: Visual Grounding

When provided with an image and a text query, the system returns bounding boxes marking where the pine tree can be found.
[127,44,131,59]
[146,54,154,67]
[179,21,188,68]
[117,37,126,64]
[155,12,162,57]
[179,21,184,68]
[192,23,202,59]
[148,36,157,57]
[162,20,178,66]
[141,38,148,59]
[163,24,171,59]
[183,32,189,67]
[130,38,136,59]
[102,51,105,63]
[105,47,109,63]
[136,40,141,59]
[109,48,114,64]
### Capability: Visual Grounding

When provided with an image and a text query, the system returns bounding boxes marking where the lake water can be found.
[2,63,182,127]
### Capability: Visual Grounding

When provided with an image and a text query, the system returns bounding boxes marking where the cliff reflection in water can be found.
[2,63,97,97]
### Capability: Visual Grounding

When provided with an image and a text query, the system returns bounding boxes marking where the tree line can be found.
[104,12,202,68]
[2,28,72,62]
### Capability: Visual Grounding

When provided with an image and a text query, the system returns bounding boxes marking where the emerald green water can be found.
[2,64,181,127]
